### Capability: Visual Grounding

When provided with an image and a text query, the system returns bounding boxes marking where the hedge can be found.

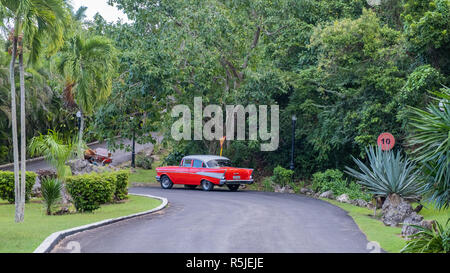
[65,171,130,212]
[0,171,37,203]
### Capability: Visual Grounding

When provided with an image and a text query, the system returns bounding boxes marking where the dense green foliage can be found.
[271,166,294,187]
[0,171,36,203]
[65,170,129,212]
[312,169,371,201]
[114,170,129,201]
[66,172,116,212]
[90,0,449,180]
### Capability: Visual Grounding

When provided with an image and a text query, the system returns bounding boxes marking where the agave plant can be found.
[345,146,425,200]
[408,87,450,209]
[401,220,450,253]
[41,178,63,215]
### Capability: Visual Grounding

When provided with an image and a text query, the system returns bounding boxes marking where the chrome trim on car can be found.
[155,175,161,182]
[219,179,254,185]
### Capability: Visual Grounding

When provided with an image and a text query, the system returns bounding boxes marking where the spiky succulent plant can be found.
[345,146,425,199]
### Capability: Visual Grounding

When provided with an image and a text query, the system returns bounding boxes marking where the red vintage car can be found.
[156,155,254,191]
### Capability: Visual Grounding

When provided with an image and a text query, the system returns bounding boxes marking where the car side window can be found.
[192,159,203,168]
[183,159,192,167]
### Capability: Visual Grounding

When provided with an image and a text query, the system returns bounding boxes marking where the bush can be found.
[401,220,450,253]
[114,170,129,201]
[136,154,153,169]
[66,172,116,212]
[312,169,371,201]
[271,166,294,186]
[0,171,36,203]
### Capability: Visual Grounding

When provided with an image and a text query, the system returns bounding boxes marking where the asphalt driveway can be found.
[51,186,372,253]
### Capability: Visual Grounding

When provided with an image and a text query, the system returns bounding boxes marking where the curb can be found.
[33,193,168,253]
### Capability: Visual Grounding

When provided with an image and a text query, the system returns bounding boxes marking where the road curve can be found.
[52,186,372,253]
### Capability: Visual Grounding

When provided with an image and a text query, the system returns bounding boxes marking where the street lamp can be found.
[290,115,297,171]
[130,116,136,168]
[76,111,82,128]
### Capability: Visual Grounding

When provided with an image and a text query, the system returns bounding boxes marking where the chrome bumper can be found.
[219,179,254,185]
[156,176,160,182]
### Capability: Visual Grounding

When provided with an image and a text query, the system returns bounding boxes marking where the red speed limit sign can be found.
[377,132,395,151]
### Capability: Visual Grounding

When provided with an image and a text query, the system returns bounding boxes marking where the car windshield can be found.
[207,159,232,168]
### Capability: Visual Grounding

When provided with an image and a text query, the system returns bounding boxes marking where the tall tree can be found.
[1,0,67,222]
[56,35,117,157]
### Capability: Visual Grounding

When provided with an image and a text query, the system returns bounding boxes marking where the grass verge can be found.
[0,195,161,253]
[322,198,449,253]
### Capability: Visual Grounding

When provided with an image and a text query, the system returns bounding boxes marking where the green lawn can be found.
[129,168,158,184]
[323,198,449,253]
[0,195,161,253]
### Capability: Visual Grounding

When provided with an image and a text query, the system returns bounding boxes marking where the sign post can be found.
[377,132,395,151]
[219,136,226,156]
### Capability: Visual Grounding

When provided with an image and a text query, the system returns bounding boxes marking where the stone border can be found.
[33,193,168,253]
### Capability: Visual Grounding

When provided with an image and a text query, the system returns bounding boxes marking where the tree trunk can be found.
[9,37,21,222]
[19,48,26,222]
[78,111,84,159]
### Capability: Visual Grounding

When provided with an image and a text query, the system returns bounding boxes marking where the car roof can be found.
[182,155,230,162]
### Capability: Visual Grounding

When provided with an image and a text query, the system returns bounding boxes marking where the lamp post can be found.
[290,115,297,171]
[130,116,136,168]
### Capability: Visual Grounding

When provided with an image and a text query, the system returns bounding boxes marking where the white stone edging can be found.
[33,193,168,253]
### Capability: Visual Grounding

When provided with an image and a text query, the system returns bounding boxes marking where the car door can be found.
[170,158,192,184]
[189,159,205,185]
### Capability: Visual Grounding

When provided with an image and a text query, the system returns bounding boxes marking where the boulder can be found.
[381,194,414,227]
[274,184,295,194]
[401,213,435,238]
[336,194,351,203]
[67,159,118,175]
[352,199,369,207]
[319,190,334,199]
[300,187,313,195]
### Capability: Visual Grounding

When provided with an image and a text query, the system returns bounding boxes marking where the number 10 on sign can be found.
[377,132,395,151]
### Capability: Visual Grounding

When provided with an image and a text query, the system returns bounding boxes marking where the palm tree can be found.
[1,0,68,222]
[57,35,117,157]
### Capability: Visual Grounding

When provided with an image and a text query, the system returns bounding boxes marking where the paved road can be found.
[52,186,372,253]
[1,134,162,172]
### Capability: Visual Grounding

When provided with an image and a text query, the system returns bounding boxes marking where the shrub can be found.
[312,169,371,201]
[66,172,116,212]
[114,170,129,201]
[0,171,36,203]
[312,169,345,193]
[271,166,294,186]
[345,146,425,200]
[136,154,153,169]
[262,177,274,192]
[41,178,62,215]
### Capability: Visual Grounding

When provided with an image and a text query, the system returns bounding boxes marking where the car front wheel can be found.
[201,180,214,191]
[227,184,239,192]
[160,176,173,189]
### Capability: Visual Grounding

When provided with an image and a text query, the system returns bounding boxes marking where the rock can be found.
[67,159,118,175]
[274,184,295,194]
[367,203,375,210]
[352,199,369,207]
[300,187,313,195]
[336,194,351,203]
[401,212,434,238]
[319,190,334,199]
[381,194,414,227]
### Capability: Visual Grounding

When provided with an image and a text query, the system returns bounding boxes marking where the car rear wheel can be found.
[227,184,240,192]
[201,180,214,191]
[160,175,173,189]
[184,185,197,190]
